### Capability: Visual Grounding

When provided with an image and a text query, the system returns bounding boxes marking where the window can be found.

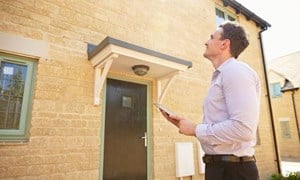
[279,118,291,139]
[215,8,236,26]
[0,53,35,141]
[271,82,282,98]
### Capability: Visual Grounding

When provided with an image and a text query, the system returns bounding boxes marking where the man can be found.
[160,22,261,180]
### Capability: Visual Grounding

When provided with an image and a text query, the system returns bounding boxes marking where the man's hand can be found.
[160,110,197,136]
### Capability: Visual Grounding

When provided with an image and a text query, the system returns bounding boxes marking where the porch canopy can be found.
[87,37,192,105]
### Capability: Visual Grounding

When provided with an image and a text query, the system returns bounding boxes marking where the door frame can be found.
[99,74,153,180]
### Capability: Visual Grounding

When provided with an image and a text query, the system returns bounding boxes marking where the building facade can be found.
[0,0,279,179]
[268,52,300,160]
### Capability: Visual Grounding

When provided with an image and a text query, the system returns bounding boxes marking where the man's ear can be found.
[221,39,230,50]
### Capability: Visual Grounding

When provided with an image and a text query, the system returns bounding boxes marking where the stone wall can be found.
[0,0,278,179]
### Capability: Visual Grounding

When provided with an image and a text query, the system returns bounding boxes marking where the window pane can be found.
[271,82,281,97]
[122,96,132,108]
[215,8,236,26]
[227,15,235,22]
[0,61,27,129]
[280,121,291,139]
[215,8,225,26]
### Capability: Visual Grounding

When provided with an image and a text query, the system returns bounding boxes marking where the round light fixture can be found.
[132,65,150,76]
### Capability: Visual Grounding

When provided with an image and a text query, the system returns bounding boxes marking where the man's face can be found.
[203,28,224,60]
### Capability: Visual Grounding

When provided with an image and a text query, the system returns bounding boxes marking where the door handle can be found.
[140,132,147,147]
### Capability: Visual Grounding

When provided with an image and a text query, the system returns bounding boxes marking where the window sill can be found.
[0,140,29,146]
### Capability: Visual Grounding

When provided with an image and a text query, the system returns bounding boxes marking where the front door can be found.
[103,78,147,180]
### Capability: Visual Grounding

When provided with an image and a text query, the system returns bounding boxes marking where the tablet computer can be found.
[154,103,175,116]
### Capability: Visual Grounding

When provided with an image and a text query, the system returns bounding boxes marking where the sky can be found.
[236,0,300,61]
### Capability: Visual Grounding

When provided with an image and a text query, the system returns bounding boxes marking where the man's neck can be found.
[211,55,233,69]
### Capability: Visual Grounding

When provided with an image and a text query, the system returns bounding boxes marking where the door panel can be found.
[103,78,147,180]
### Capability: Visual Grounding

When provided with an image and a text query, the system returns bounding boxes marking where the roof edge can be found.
[88,36,193,68]
[222,0,271,29]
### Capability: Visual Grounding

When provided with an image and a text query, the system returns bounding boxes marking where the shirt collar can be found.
[216,57,236,72]
[211,57,236,82]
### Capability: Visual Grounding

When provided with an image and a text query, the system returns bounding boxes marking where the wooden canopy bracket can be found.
[156,71,180,104]
[93,54,119,105]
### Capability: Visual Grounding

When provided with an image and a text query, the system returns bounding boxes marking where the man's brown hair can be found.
[219,22,249,58]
